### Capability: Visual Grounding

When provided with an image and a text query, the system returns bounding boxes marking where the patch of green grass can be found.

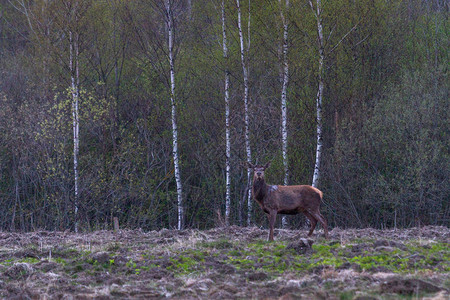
[228,249,242,256]
[301,242,345,269]
[182,249,207,261]
[312,242,341,258]
[348,253,408,271]
[19,257,40,264]
[299,239,450,273]
[227,257,256,270]
[312,256,345,268]
[223,241,309,273]
[246,240,271,249]
[2,257,43,266]
[246,240,287,257]
[405,242,450,271]
[339,291,355,300]
[261,256,291,273]
[167,255,203,275]
[125,259,137,269]
[216,238,449,275]
[54,257,67,265]
[1,258,15,266]
[147,263,160,269]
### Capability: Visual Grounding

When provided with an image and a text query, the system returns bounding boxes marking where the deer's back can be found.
[275,185,322,211]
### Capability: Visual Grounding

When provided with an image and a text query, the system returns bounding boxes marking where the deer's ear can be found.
[246,162,255,169]
[263,162,271,169]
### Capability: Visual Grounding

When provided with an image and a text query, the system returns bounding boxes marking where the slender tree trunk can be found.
[166,0,184,230]
[310,0,324,189]
[222,0,231,226]
[246,0,252,227]
[11,176,19,231]
[69,30,80,232]
[236,0,252,226]
[247,0,251,79]
[279,0,289,228]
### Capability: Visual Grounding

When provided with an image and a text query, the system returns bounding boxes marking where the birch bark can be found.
[69,29,80,233]
[247,0,251,79]
[166,0,184,230]
[236,0,252,226]
[279,0,289,228]
[310,0,324,188]
[222,0,231,226]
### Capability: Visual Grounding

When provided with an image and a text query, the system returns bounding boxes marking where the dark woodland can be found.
[0,0,448,232]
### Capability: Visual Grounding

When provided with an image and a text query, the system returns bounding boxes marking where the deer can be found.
[247,162,329,241]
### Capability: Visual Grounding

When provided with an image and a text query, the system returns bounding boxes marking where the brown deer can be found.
[247,162,329,241]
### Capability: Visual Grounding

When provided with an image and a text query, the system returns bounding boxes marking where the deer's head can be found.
[247,162,271,181]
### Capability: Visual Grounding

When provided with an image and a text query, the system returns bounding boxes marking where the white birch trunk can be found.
[236,0,252,226]
[310,0,324,189]
[69,30,80,233]
[166,0,184,230]
[222,0,231,226]
[247,0,251,78]
[280,0,289,228]
[246,0,252,227]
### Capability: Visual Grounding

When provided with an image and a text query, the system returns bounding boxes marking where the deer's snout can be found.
[256,171,262,177]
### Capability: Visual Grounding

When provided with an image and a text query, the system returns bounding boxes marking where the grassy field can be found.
[0,226,448,299]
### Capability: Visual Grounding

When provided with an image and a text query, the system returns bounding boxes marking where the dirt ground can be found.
[0,226,448,299]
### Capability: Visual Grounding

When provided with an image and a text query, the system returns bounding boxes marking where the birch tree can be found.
[222,0,231,226]
[309,0,359,188]
[236,0,252,226]
[10,0,91,231]
[69,28,81,232]
[63,0,91,233]
[64,0,84,232]
[166,0,184,230]
[309,0,324,188]
[279,0,289,227]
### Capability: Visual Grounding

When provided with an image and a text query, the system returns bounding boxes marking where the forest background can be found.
[0,0,448,232]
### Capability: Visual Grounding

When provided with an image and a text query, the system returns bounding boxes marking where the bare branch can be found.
[328,21,359,55]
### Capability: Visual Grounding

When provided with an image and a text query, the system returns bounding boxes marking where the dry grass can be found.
[0,226,448,299]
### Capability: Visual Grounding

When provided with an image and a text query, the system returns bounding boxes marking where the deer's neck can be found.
[253,178,268,202]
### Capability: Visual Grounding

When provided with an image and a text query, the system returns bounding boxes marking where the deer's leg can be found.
[319,213,329,239]
[303,211,317,237]
[311,211,329,239]
[267,211,277,241]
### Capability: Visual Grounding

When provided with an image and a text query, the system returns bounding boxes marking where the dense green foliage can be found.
[0,0,448,231]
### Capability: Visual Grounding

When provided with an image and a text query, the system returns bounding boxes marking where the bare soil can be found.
[0,226,448,299]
